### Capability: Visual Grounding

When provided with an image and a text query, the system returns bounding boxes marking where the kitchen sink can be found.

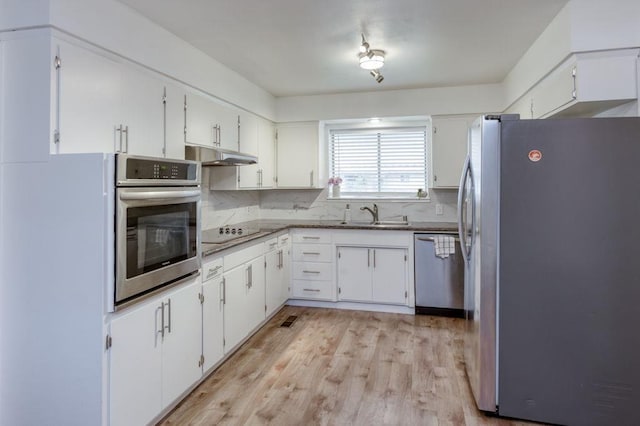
[338,220,410,227]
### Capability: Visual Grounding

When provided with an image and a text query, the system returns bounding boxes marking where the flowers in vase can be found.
[328,176,343,186]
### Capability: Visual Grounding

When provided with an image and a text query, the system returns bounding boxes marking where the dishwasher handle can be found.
[416,236,460,243]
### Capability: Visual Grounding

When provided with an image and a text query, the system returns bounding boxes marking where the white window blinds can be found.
[329,127,428,195]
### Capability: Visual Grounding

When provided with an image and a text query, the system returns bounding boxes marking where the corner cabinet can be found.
[431,116,476,188]
[275,122,322,188]
[109,278,202,426]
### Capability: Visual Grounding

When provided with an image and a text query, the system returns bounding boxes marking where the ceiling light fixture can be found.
[370,69,384,83]
[359,33,385,83]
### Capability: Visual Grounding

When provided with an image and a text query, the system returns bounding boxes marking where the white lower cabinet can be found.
[290,230,335,301]
[161,282,204,405]
[109,279,201,426]
[222,245,266,353]
[202,257,224,372]
[337,246,409,305]
[265,235,290,317]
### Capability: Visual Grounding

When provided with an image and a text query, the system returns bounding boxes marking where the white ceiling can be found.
[117,0,568,97]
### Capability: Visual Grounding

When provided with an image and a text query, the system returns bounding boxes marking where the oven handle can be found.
[119,189,201,201]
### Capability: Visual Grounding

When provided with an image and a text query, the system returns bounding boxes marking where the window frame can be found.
[324,118,431,201]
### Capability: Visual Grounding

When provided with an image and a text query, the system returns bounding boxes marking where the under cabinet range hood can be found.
[185,145,257,166]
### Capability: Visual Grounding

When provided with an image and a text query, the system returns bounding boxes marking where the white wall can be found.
[0,0,276,120]
[502,4,573,112]
[569,0,640,52]
[276,83,503,122]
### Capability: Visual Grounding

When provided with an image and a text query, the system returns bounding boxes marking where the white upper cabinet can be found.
[210,115,276,190]
[54,38,173,157]
[119,66,166,157]
[0,33,187,159]
[164,82,187,159]
[431,116,475,188]
[257,118,276,189]
[275,122,321,188]
[54,38,121,154]
[505,49,639,119]
[184,91,239,152]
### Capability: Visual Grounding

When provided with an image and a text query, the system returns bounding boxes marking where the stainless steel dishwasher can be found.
[414,233,464,317]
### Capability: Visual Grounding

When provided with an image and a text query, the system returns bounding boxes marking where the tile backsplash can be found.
[202,170,458,229]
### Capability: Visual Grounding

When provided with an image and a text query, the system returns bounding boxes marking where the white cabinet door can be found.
[184,92,215,147]
[337,247,372,302]
[223,265,249,352]
[371,248,408,305]
[214,103,239,152]
[431,117,474,188]
[280,247,291,304]
[245,256,266,332]
[120,66,165,157]
[258,118,275,189]
[55,38,120,154]
[276,122,319,188]
[161,281,202,409]
[265,248,280,317]
[238,111,258,156]
[109,299,163,426]
[164,82,186,159]
[202,275,224,371]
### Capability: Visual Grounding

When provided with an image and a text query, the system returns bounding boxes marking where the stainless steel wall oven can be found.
[115,155,201,307]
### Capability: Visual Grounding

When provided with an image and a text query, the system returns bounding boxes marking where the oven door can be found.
[116,186,201,305]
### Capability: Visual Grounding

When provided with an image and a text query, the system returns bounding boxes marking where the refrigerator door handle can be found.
[458,155,471,264]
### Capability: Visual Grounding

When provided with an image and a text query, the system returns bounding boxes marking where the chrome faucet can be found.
[360,204,379,223]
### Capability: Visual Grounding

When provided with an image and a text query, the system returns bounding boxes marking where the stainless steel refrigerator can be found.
[458,114,640,425]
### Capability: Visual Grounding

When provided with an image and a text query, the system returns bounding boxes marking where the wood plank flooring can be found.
[159,306,539,426]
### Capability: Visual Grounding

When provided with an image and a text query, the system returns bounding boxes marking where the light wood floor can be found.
[159,306,539,426]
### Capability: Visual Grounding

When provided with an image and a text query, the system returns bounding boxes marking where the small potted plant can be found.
[328,176,343,197]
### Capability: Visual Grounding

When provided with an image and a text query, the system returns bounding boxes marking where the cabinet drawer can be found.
[291,280,333,300]
[202,257,223,282]
[292,232,331,244]
[224,243,263,271]
[264,237,279,252]
[292,244,333,262]
[292,262,332,281]
[278,233,290,247]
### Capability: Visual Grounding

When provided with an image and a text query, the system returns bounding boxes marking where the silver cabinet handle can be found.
[278,250,283,269]
[116,125,123,152]
[123,125,129,153]
[416,236,460,242]
[302,270,321,274]
[303,288,321,292]
[164,299,171,334]
[157,303,165,339]
[222,277,226,305]
[302,236,320,240]
[367,249,370,268]
[302,252,320,255]
[373,249,376,268]
[218,125,222,146]
[310,170,314,187]
[247,264,253,288]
